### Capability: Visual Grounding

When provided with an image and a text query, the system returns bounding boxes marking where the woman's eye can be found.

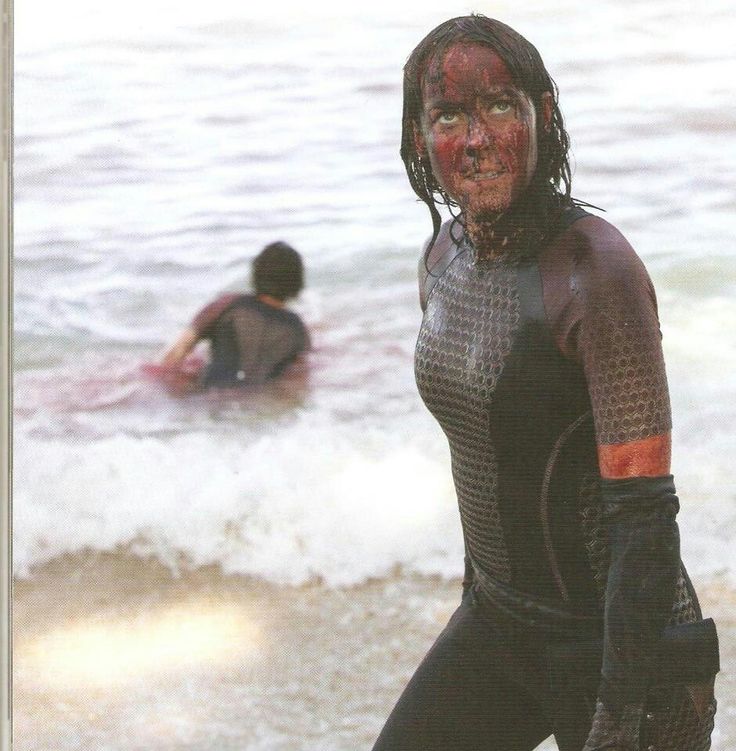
[490,100,513,114]
[437,111,460,125]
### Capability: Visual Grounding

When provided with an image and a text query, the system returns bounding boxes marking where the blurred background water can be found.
[13,0,736,586]
[11,1,736,748]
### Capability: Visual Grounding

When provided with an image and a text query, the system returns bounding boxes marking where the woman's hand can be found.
[583,700,643,751]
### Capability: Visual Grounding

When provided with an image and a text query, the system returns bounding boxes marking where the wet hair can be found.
[401,15,578,254]
[252,241,304,301]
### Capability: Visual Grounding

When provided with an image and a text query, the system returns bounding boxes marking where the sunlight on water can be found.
[19,601,260,688]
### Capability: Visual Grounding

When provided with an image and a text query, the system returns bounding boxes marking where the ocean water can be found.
[12,2,736,749]
[13,0,736,590]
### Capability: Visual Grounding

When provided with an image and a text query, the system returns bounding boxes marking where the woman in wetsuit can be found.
[372,15,718,751]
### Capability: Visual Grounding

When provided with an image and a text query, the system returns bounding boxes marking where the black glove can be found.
[585,475,680,750]
[583,700,643,751]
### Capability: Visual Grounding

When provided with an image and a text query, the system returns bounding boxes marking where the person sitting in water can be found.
[161,241,309,388]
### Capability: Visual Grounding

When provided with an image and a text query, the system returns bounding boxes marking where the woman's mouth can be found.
[471,169,506,181]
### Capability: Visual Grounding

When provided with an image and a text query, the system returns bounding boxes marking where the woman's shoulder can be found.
[544,213,652,293]
[541,212,663,362]
[418,219,465,311]
[418,219,463,275]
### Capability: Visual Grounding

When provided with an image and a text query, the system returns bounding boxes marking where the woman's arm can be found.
[560,218,680,751]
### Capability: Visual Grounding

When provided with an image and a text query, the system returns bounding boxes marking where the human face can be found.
[417,44,540,220]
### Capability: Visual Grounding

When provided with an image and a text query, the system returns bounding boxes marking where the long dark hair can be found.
[401,15,579,255]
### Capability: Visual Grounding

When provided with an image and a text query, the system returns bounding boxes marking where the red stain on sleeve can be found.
[597,433,671,479]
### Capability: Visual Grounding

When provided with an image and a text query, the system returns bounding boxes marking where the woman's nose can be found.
[465,118,492,154]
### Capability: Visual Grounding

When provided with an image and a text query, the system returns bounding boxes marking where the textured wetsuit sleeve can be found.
[191,294,240,337]
[573,233,671,446]
[568,230,681,749]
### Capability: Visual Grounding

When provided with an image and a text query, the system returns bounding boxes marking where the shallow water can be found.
[13,556,736,751]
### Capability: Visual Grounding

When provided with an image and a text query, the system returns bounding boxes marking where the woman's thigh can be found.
[371,597,553,751]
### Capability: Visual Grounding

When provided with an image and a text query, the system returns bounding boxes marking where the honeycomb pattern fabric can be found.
[416,217,682,601]
[578,472,609,597]
[578,292,671,445]
[577,476,700,627]
[642,688,717,751]
[415,247,520,584]
[410,215,714,750]
[540,217,672,446]
[667,570,701,627]
[585,691,716,751]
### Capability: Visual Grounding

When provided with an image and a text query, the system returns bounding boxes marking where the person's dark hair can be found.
[401,15,579,254]
[252,241,304,301]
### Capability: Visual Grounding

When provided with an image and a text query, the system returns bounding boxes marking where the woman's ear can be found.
[541,91,553,132]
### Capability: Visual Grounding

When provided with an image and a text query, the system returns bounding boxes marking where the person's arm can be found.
[565,220,679,751]
[159,293,240,367]
[160,327,199,367]
[584,466,679,751]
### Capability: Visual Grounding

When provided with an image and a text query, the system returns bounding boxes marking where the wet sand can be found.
[13,554,736,750]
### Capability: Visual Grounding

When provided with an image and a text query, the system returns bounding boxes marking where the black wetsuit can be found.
[372,210,717,751]
[191,293,308,388]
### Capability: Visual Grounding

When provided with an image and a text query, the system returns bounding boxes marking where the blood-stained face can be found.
[416,44,545,220]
